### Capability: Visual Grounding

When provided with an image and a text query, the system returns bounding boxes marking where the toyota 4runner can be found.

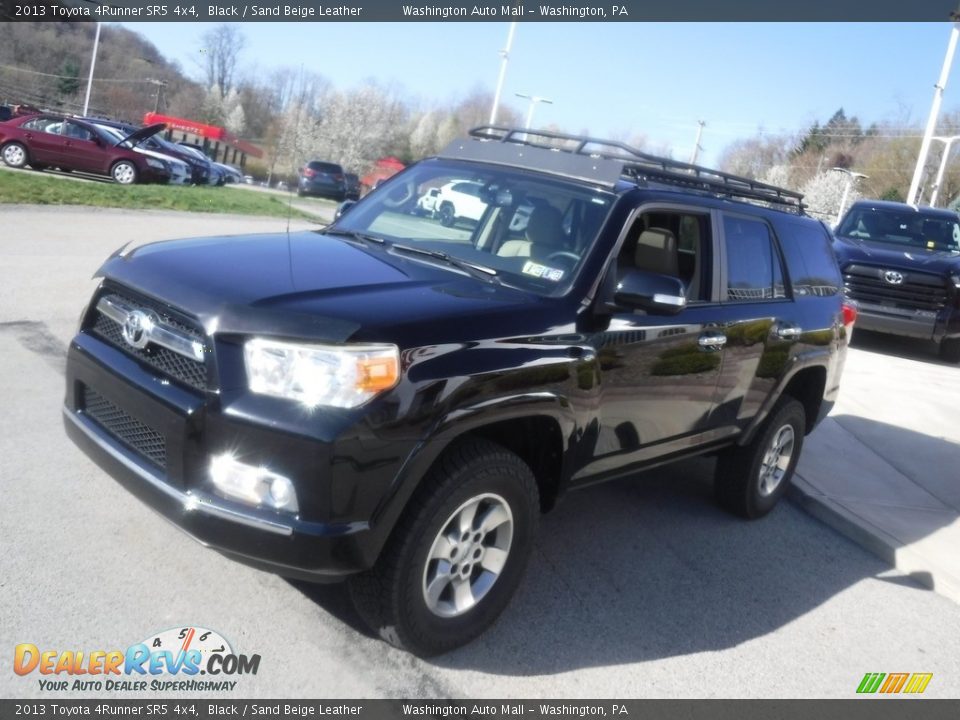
[64,127,852,656]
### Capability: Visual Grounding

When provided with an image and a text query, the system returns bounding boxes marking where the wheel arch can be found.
[738,359,828,445]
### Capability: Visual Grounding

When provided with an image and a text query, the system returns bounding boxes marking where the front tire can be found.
[2,142,29,168]
[349,438,539,656]
[439,203,456,227]
[939,337,960,364]
[714,397,805,519]
[111,160,138,185]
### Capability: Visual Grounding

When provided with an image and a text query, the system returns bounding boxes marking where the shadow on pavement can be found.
[292,450,951,673]
[851,329,954,367]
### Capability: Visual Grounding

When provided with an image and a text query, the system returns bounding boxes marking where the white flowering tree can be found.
[800,170,860,222]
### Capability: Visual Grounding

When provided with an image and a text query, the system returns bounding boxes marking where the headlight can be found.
[244,338,399,409]
[145,158,166,170]
[951,273,960,289]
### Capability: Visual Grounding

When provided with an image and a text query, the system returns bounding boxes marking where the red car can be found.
[0,115,170,185]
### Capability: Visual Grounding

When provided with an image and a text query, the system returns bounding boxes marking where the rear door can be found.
[710,212,800,430]
[18,116,63,164]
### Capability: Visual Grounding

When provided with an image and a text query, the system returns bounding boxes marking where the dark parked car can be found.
[84,118,212,186]
[344,172,361,200]
[63,127,851,657]
[0,105,11,122]
[833,199,960,362]
[0,114,169,184]
[298,160,346,199]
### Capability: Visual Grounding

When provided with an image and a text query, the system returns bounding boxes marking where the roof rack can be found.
[468,126,805,214]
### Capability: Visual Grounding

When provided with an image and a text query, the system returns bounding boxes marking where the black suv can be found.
[64,128,851,656]
[298,160,346,199]
[833,199,960,362]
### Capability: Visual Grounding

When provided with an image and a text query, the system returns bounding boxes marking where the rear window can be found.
[777,218,842,298]
[307,161,342,173]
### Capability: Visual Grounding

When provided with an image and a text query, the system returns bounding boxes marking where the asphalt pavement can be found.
[1,206,959,699]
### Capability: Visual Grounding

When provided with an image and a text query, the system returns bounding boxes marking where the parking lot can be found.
[1,205,959,699]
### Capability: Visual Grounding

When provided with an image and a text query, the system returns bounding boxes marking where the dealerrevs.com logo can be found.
[14,626,260,692]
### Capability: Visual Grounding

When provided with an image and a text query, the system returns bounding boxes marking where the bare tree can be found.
[199,24,245,99]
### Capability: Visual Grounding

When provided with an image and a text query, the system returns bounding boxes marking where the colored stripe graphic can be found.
[903,673,933,694]
[857,673,885,693]
[880,673,909,693]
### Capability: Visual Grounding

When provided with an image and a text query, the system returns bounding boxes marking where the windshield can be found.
[838,207,960,252]
[332,159,614,295]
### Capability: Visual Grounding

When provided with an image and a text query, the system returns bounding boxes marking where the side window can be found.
[22,117,59,133]
[617,209,711,302]
[723,215,786,302]
[64,122,94,142]
[778,219,841,297]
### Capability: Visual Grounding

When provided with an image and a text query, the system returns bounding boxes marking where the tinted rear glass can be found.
[307,161,342,173]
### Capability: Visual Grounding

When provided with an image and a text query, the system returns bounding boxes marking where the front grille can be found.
[82,386,167,469]
[89,290,209,391]
[843,264,949,312]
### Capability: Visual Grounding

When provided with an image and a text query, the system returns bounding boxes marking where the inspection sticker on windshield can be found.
[522,261,564,282]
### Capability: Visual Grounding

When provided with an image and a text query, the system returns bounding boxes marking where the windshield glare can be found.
[838,207,960,252]
[332,160,613,295]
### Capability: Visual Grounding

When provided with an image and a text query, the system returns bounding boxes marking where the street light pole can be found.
[515,93,553,130]
[832,168,869,225]
[928,135,960,206]
[82,22,102,117]
[488,22,517,125]
[689,120,706,165]
[907,21,960,206]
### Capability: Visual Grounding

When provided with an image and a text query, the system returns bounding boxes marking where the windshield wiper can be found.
[324,228,388,246]
[391,244,500,283]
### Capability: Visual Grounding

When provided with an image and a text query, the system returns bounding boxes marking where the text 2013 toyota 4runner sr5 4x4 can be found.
[64,128,852,656]
[833,199,960,363]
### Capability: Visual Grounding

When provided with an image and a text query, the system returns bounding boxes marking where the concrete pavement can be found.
[792,329,960,603]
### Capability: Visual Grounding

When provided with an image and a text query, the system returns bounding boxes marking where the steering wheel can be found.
[546,251,581,265]
[381,178,416,209]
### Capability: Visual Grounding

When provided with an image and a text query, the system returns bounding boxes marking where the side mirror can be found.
[334,200,357,220]
[614,268,687,315]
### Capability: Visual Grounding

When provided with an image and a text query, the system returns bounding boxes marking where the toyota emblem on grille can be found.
[883,270,904,285]
[121,310,155,349]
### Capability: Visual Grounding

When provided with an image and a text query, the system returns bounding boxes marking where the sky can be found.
[123,22,960,166]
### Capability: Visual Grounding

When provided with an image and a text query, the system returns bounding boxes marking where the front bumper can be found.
[63,335,377,582]
[854,301,959,342]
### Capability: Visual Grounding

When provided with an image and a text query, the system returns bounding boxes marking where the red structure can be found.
[361,156,406,193]
[143,112,263,166]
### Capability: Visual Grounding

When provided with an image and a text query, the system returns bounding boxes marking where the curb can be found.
[789,474,960,605]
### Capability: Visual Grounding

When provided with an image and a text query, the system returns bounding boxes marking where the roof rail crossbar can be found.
[469,125,805,213]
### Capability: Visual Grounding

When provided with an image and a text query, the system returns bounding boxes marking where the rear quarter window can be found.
[776,218,842,298]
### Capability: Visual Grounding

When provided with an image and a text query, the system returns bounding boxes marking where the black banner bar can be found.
[1,0,959,22]
[2,700,960,720]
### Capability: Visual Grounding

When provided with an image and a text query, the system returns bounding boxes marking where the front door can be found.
[575,205,727,481]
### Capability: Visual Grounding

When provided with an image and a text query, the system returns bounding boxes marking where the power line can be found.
[0,63,166,84]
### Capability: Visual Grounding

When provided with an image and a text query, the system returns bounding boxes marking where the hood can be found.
[97,231,543,344]
[117,122,167,148]
[833,235,960,275]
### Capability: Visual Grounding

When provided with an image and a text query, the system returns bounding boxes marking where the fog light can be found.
[209,454,299,513]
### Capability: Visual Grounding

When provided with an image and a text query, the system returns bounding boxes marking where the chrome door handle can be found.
[698,333,727,351]
[776,325,802,340]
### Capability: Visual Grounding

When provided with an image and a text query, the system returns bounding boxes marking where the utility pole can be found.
[907,20,960,206]
[515,93,553,130]
[488,22,517,125]
[928,135,960,206]
[689,120,706,165]
[81,22,102,117]
[832,167,869,225]
[147,79,167,114]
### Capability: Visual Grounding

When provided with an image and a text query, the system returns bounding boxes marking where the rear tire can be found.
[2,142,28,168]
[939,337,960,364]
[714,397,805,519]
[349,438,539,656]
